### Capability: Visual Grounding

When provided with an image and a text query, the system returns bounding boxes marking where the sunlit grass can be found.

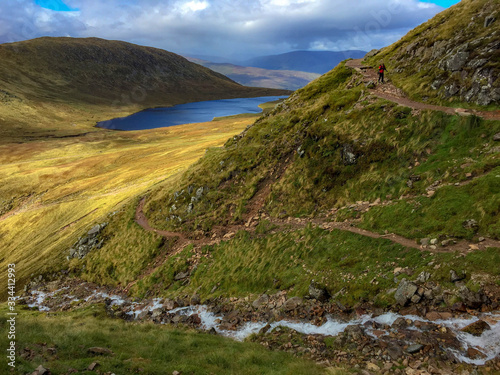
[0,114,257,298]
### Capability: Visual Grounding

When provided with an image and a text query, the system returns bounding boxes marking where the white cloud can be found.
[0,0,444,60]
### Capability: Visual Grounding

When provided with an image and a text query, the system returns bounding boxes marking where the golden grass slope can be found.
[0,113,260,300]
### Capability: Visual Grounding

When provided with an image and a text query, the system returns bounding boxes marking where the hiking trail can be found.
[345,59,500,121]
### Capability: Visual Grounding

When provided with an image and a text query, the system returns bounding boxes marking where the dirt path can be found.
[130,64,500,286]
[345,59,500,121]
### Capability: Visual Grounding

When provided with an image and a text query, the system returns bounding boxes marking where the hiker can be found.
[378,63,388,83]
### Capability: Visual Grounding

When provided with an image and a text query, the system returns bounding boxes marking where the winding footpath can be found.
[132,63,500,285]
[345,59,500,121]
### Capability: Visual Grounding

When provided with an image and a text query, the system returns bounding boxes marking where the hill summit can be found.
[0,37,288,138]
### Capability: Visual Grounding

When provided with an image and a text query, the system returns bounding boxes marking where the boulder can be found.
[394,279,418,306]
[252,294,269,309]
[415,271,430,284]
[461,320,491,336]
[445,51,469,71]
[493,132,500,142]
[308,281,330,302]
[450,269,466,283]
[283,297,302,311]
[462,219,479,230]
[457,286,489,309]
[406,344,424,354]
[344,324,366,341]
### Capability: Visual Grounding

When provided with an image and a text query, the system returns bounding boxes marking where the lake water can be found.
[97,95,288,131]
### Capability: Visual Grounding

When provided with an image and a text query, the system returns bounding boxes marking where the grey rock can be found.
[364,49,380,58]
[491,132,500,141]
[420,238,430,246]
[87,224,102,236]
[462,219,479,230]
[484,15,496,28]
[458,286,489,309]
[387,343,404,360]
[33,365,50,375]
[283,297,302,311]
[365,81,376,89]
[394,278,418,306]
[431,80,443,90]
[297,146,305,158]
[415,271,430,284]
[344,325,366,341]
[450,269,466,283]
[341,144,357,166]
[186,202,194,213]
[195,187,205,199]
[252,294,269,309]
[406,344,424,354]
[309,281,330,302]
[174,271,190,281]
[445,82,460,97]
[445,51,469,71]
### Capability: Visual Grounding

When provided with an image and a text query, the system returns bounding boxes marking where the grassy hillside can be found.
[0,304,326,375]
[0,112,268,300]
[365,0,499,108]
[0,37,288,140]
[69,0,499,307]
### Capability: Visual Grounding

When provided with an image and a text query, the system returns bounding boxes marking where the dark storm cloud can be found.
[0,0,443,59]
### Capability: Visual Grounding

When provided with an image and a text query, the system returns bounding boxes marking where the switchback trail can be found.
[131,62,500,286]
[345,59,500,121]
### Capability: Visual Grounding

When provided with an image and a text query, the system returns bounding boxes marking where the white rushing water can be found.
[25,288,500,365]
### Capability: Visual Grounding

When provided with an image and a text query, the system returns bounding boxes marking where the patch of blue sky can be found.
[419,0,460,8]
[34,0,79,12]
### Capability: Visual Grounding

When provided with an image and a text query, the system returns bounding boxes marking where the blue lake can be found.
[97,95,288,131]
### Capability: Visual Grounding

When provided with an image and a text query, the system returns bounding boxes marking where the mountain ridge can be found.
[0,37,289,139]
[243,50,367,74]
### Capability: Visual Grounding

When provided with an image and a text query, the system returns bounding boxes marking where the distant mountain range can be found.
[186,58,320,91]
[243,50,367,74]
[186,50,367,90]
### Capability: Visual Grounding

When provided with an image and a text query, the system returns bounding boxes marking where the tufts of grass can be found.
[0,304,324,375]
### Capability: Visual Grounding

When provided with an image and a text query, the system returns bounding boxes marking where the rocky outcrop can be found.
[378,1,499,106]
[68,223,107,260]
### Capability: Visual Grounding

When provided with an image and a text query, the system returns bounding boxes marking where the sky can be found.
[0,0,460,61]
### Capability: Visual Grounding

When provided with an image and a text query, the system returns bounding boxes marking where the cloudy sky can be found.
[0,0,460,61]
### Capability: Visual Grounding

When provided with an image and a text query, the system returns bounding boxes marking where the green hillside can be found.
[365,0,499,108]
[73,0,500,307]
[0,37,288,140]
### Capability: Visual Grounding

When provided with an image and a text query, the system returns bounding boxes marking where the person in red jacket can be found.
[378,63,388,83]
